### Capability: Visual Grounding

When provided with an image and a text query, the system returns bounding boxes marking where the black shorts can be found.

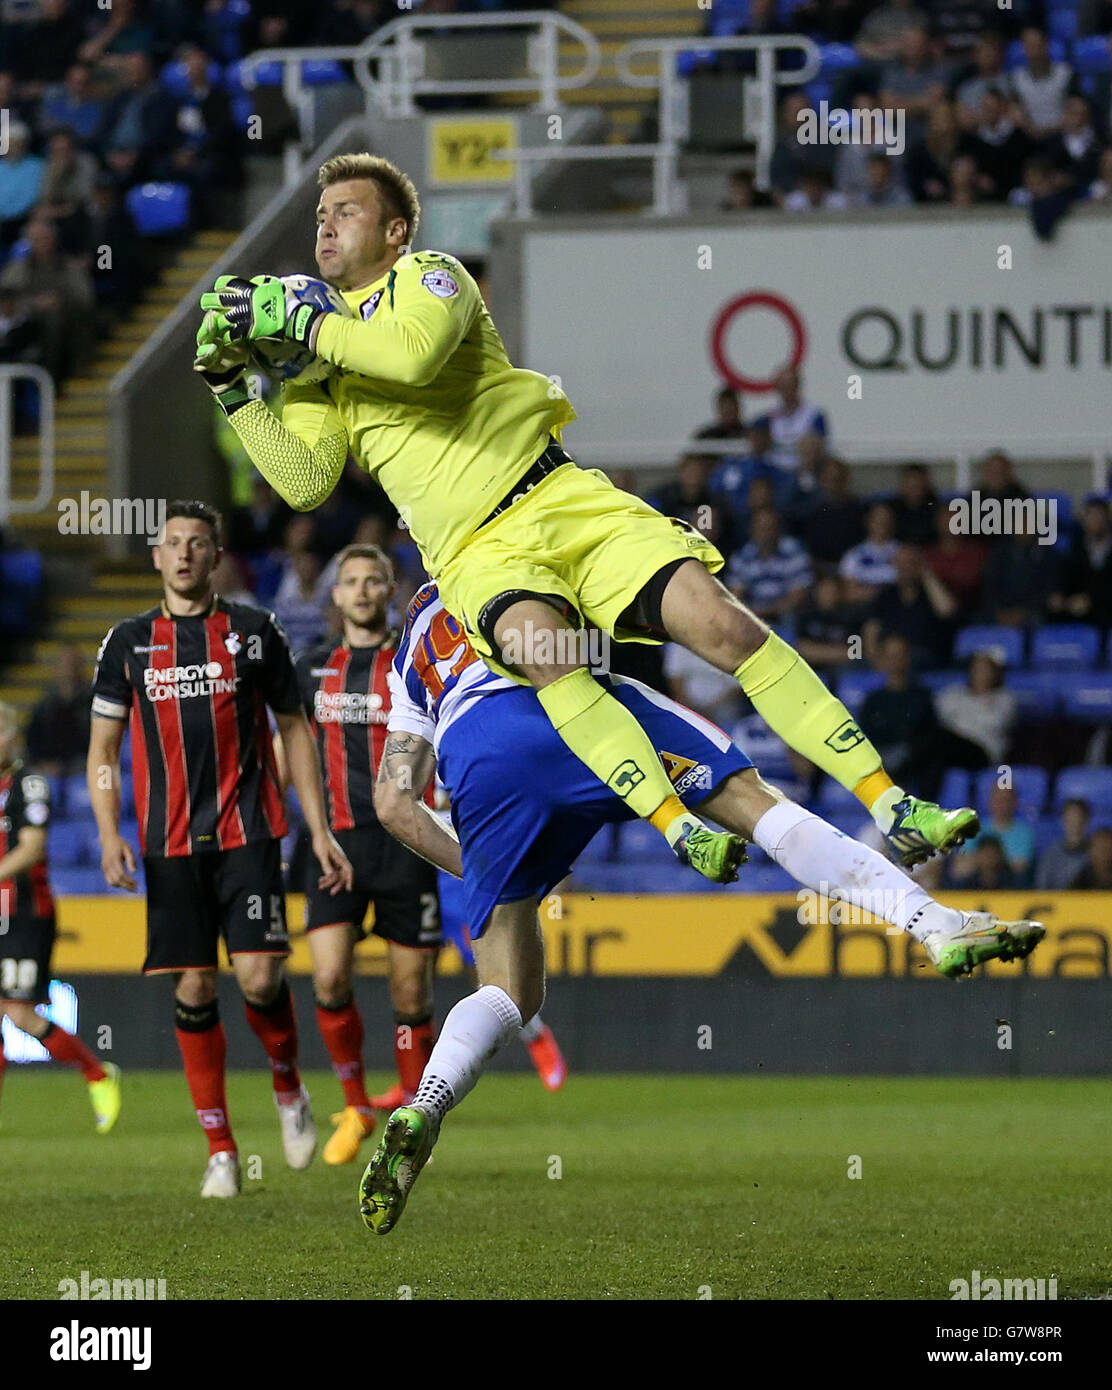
[143,840,290,974]
[0,913,55,1003]
[305,826,441,950]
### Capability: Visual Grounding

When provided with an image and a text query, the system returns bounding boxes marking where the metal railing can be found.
[240,11,601,183]
[615,35,822,195]
[0,364,55,524]
[494,143,679,218]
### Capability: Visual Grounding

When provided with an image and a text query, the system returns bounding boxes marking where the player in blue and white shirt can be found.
[356,583,1045,1236]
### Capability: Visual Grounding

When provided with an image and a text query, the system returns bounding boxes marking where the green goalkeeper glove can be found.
[194,310,253,416]
[199,274,323,348]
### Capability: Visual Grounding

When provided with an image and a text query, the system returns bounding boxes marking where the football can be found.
[249,274,353,386]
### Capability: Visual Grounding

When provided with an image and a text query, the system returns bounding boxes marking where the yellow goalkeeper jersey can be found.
[276,250,576,574]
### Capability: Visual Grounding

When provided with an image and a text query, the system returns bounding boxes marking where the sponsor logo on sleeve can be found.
[421,270,459,299]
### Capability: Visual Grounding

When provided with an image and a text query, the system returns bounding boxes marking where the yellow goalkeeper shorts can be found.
[435,462,724,673]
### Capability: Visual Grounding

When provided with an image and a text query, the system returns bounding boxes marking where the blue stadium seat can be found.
[973,765,1049,820]
[205,0,251,62]
[616,820,675,861]
[126,182,191,237]
[51,868,110,895]
[676,49,717,75]
[577,827,616,865]
[1035,815,1061,852]
[836,669,884,713]
[953,625,1025,666]
[48,822,88,868]
[118,819,140,850]
[939,768,970,810]
[1048,8,1080,44]
[1034,491,1073,549]
[0,548,43,636]
[819,43,860,74]
[815,779,862,814]
[48,775,66,817]
[1005,36,1067,70]
[63,775,93,818]
[1063,678,1112,722]
[803,78,833,106]
[920,669,959,696]
[1072,35,1112,75]
[1055,766,1112,811]
[226,58,283,91]
[119,737,133,773]
[301,60,347,86]
[160,58,222,98]
[1031,625,1101,670]
[1005,671,1062,718]
[230,94,255,133]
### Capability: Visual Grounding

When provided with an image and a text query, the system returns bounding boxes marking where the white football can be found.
[249,274,353,386]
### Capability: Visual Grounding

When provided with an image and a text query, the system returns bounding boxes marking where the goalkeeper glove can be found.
[194,310,253,416]
[199,274,324,349]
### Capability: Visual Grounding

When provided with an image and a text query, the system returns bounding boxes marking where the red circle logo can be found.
[710,291,807,393]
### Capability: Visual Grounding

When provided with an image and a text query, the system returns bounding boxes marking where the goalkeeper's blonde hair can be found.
[318,153,421,246]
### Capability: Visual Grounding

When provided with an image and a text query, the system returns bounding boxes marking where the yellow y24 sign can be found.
[429,118,517,185]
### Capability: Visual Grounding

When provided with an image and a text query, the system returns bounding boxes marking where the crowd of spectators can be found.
[713,5,1112,227]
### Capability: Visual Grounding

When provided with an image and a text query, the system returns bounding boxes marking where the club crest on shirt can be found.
[361,290,383,320]
[421,270,459,299]
[224,632,242,656]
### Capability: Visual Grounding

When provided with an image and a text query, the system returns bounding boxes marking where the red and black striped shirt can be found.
[294,637,400,832]
[91,599,300,858]
[0,761,53,920]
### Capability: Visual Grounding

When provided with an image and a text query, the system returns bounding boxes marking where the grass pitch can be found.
[1,1070,1109,1300]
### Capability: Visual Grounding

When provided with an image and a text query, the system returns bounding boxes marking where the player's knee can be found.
[390,974,430,1018]
[238,963,284,1008]
[175,969,218,1007]
[480,589,581,673]
[313,971,352,1010]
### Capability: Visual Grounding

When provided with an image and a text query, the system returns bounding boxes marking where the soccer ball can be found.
[249,274,353,386]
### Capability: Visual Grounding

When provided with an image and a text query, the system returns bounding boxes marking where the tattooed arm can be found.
[374,730,463,877]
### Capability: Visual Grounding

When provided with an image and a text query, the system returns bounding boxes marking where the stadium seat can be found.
[230,94,255,133]
[1035,815,1061,852]
[63,774,93,818]
[973,765,1049,820]
[1055,766,1112,812]
[815,779,861,814]
[939,768,970,811]
[1072,35,1112,75]
[1031,625,1101,670]
[819,43,860,75]
[160,58,221,98]
[48,775,66,817]
[1033,491,1073,549]
[677,49,717,76]
[920,669,959,696]
[126,182,191,237]
[0,548,43,637]
[226,58,283,91]
[50,868,110,895]
[1005,671,1062,718]
[836,669,884,713]
[301,60,348,86]
[952,625,1024,666]
[1048,8,1080,44]
[577,826,617,865]
[616,820,675,861]
[1063,678,1112,722]
[48,822,88,868]
[119,737,133,773]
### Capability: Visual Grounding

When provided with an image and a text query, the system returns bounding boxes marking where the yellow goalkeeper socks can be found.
[536,669,694,831]
[733,633,903,819]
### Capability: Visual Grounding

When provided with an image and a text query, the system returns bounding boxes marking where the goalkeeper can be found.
[196,152,977,884]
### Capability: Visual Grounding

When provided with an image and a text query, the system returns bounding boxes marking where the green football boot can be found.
[924,912,1045,980]
[674,823,747,884]
[88,1062,122,1135]
[885,795,979,867]
[358,1105,439,1235]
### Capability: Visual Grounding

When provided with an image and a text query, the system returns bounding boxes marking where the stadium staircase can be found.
[546,0,702,144]
[0,228,237,719]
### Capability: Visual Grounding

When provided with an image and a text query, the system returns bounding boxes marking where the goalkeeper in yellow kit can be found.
[196,152,979,883]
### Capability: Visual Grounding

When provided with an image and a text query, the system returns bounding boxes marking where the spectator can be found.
[954,31,1014,125]
[86,173,148,315]
[273,547,328,655]
[864,544,956,669]
[0,215,95,382]
[1070,825,1112,890]
[1049,497,1112,629]
[101,50,181,188]
[835,89,908,203]
[948,151,987,205]
[312,0,394,46]
[39,129,98,254]
[663,645,741,725]
[37,62,107,147]
[951,783,1036,885]
[0,122,45,247]
[796,455,865,567]
[794,574,858,676]
[840,501,900,602]
[789,0,873,47]
[848,151,913,207]
[934,650,1016,767]
[957,835,1019,889]
[161,43,244,218]
[770,93,837,200]
[211,552,257,606]
[784,166,849,211]
[857,0,929,64]
[229,476,294,559]
[727,507,812,622]
[962,87,1032,200]
[695,386,747,441]
[923,502,987,609]
[650,453,736,558]
[25,645,91,776]
[906,99,962,201]
[1011,26,1076,140]
[78,0,166,73]
[1043,95,1104,193]
[721,167,772,211]
[858,631,941,796]
[972,449,1031,517]
[879,23,950,145]
[890,462,938,543]
[712,421,774,506]
[978,514,1059,627]
[1035,798,1092,890]
[762,363,828,474]
[0,285,39,370]
[245,0,320,53]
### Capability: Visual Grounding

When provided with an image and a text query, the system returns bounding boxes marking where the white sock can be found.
[519,1014,544,1044]
[870,784,906,833]
[751,801,964,942]
[412,985,522,1121]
